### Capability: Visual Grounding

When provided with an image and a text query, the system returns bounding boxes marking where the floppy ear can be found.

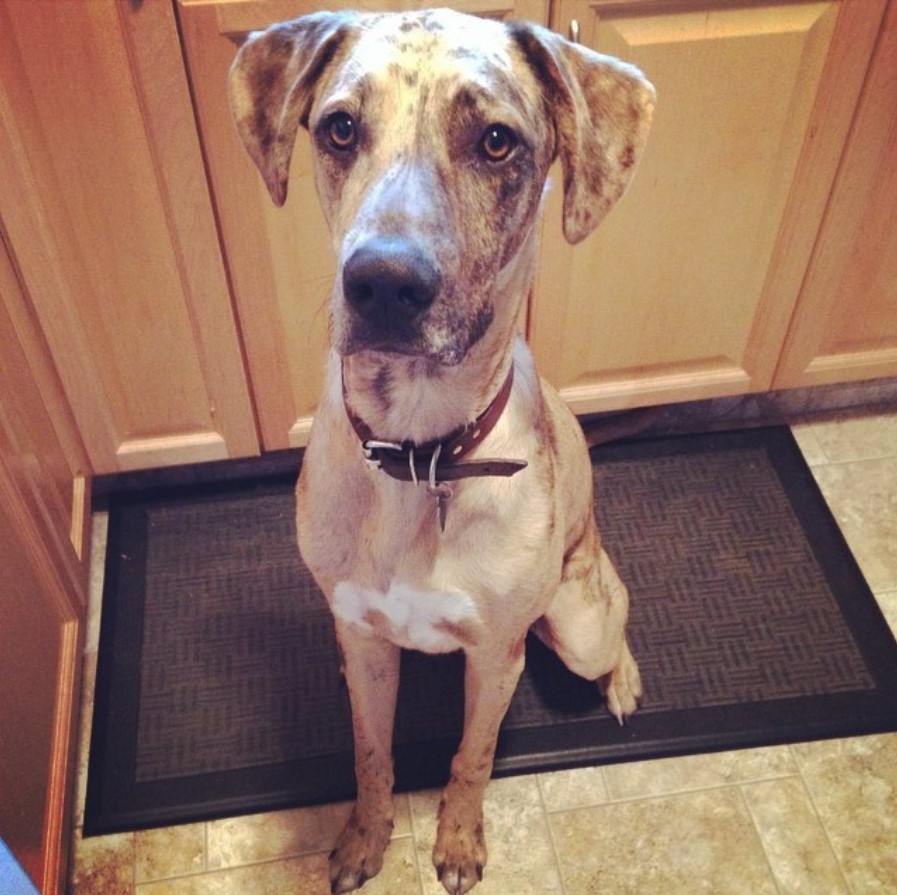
[511,23,655,244]
[228,11,357,206]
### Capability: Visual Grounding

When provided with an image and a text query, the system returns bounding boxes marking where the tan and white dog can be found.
[229,9,654,894]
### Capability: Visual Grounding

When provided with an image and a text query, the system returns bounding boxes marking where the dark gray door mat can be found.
[84,427,897,835]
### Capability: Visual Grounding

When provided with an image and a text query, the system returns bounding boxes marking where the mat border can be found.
[84,426,897,836]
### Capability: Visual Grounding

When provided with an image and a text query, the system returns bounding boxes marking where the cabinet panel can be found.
[0,1,258,472]
[0,234,86,894]
[0,496,81,895]
[531,0,886,413]
[178,0,550,450]
[774,0,897,388]
[0,237,90,593]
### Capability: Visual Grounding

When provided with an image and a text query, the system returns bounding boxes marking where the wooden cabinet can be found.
[0,0,258,473]
[530,0,889,414]
[2,0,892,466]
[177,0,551,451]
[0,236,88,894]
[774,0,897,388]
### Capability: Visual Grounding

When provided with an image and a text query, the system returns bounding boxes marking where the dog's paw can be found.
[432,799,487,895]
[600,641,643,725]
[328,805,393,894]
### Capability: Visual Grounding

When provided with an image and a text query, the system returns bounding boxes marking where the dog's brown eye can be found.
[479,124,516,162]
[326,112,358,151]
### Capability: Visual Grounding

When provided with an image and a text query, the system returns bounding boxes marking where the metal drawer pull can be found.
[569,19,580,44]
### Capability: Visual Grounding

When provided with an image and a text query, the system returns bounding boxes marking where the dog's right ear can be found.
[228,12,356,206]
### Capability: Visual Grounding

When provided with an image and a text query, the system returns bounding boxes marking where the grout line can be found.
[202,822,210,874]
[541,772,803,814]
[404,793,428,895]
[811,453,897,469]
[535,775,571,895]
[599,764,612,805]
[788,745,855,895]
[735,784,784,895]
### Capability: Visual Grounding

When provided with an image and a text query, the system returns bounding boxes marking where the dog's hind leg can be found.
[329,622,401,894]
[533,522,642,723]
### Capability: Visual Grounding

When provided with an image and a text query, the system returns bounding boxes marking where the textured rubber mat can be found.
[85,427,897,835]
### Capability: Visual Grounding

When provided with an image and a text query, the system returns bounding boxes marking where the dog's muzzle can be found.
[342,235,441,351]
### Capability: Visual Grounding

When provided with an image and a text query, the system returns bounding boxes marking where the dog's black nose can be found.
[343,236,440,327]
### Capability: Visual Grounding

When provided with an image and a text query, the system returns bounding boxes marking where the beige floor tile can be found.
[135,855,330,895]
[742,776,848,895]
[135,837,420,895]
[791,425,828,467]
[550,787,778,895]
[410,776,564,895]
[207,804,344,869]
[602,745,796,801]
[538,765,609,812]
[69,830,135,895]
[136,824,206,884]
[805,413,897,464]
[811,456,897,592]
[792,734,897,894]
[206,796,411,870]
[875,589,897,636]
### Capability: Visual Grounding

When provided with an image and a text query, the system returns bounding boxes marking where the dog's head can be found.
[230,9,654,366]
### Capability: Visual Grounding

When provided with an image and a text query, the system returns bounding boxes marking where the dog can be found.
[230,9,654,893]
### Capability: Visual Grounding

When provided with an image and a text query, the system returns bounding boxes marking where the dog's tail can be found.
[579,405,665,448]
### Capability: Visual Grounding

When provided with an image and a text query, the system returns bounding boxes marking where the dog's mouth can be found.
[338,328,470,367]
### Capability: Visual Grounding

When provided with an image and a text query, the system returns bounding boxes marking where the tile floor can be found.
[68,411,897,895]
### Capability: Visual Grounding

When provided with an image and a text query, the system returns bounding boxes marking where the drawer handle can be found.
[569,19,581,44]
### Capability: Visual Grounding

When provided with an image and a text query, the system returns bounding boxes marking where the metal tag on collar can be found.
[426,444,453,532]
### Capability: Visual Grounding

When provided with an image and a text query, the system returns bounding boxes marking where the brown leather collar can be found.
[343,364,528,485]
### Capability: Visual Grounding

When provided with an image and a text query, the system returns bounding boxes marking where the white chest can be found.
[331,580,481,653]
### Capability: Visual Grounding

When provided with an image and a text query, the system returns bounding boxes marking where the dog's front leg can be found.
[330,621,401,894]
[434,639,526,895]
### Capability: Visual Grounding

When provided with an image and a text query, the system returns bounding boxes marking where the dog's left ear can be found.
[228,12,357,206]
[511,23,655,244]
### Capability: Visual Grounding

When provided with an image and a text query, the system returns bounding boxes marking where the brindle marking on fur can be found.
[434,618,480,649]
[538,395,560,458]
[534,403,559,495]
[562,513,591,568]
[507,635,526,662]
[245,30,295,150]
[292,23,353,127]
[418,11,446,31]
[372,364,393,414]
[460,303,496,357]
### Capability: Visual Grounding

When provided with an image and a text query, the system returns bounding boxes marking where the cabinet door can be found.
[0,503,82,895]
[530,0,887,414]
[774,0,897,389]
[0,0,258,472]
[178,0,549,450]
[1,239,87,894]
